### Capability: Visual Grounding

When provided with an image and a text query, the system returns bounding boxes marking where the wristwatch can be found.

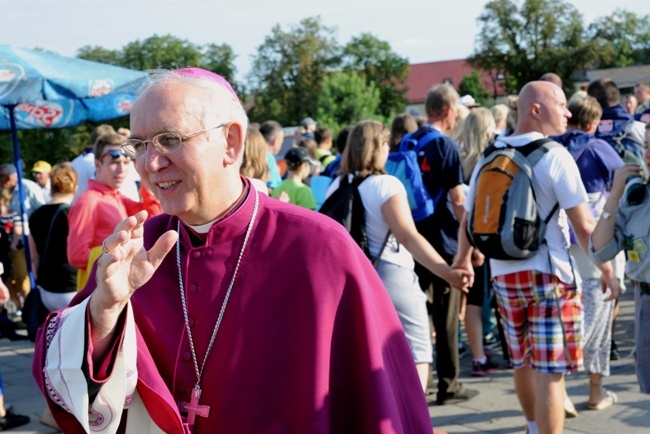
[602,205,615,220]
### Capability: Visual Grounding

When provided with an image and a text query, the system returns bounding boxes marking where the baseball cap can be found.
[300,117,317,128]
[32,160,52,173]
[458,95,479,108]
[284,147,316,166]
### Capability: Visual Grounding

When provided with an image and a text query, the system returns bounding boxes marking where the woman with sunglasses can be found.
[67,133,161,290]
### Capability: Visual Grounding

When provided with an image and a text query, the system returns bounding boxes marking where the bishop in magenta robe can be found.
[32,180,433,433]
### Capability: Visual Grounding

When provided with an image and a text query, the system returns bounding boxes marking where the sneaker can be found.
[458,342,468,359]
[436,387,479,405]
[0,409,30,431]
[471,356,499,377]
[483,331,501,349]
[610,341,620,361]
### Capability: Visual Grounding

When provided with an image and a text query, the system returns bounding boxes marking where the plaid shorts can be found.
[493,270,583,373]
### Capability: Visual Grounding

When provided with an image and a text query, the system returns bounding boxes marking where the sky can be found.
[1,0,647,83]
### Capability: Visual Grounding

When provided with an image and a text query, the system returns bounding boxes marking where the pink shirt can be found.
[67,180,160,269]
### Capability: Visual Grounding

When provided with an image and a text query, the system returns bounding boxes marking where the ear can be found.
[530,102,541,119]
[94,158,102,172]
[586,119,599,134]
[223,122,245,167]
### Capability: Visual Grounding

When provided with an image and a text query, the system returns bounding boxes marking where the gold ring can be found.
[102,240,111,255]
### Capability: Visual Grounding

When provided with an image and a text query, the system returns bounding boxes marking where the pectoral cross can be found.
[178,386,211,425]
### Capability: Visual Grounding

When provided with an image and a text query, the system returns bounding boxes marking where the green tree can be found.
[316,71,383,133]
[469,0,602,93]
[77,35,238,87]
[120,34,202,70]
[458,70,492,106]
[77,46,122,66]
[589,9,650,68]
[247,17,341,126]
[341,33,410,118]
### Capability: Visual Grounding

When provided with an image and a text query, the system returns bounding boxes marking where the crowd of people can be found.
[0,66,646,433]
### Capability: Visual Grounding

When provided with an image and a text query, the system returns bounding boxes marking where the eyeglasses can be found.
[121,124,226,158]
[99,149,132,161]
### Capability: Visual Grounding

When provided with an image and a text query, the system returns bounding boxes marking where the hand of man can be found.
[600,272,619,303]
[451,256,475,290]
[90,211,178,340]
[471,248,485,267]
[445,268,473,293]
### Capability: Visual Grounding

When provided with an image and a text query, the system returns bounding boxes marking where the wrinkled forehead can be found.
[130,81,208,134]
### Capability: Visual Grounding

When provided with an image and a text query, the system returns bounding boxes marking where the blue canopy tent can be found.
[0,45,147,285]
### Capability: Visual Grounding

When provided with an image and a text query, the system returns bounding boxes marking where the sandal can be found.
[564,396,578,418]
[587,390,618,410]
[0,409,30,431]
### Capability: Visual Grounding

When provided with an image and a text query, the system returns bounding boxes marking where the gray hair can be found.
[136,69,249,138]
[425,84,459,117]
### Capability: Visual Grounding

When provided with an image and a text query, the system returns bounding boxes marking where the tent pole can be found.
[7,105,35,291]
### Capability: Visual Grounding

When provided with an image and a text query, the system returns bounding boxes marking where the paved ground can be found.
[427,288,650,434]
[0,288,647,433]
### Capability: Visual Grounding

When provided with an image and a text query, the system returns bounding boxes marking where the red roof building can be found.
[405,59,504,105]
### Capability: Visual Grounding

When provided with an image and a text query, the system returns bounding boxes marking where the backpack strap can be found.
[482,142,498,158]
[372,231,392,269]
[508,138,560,224]
[515,138,554,157]
[351,175,368,187]
[520,138,561,223]
[543,202,559,225]
[399,126,440,152]
[319,153,331,165]
[519,138,562,169]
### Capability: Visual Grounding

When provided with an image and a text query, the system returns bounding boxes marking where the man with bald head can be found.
[32,69,432,433]
[539,72,562,90]
[454,81,618,434]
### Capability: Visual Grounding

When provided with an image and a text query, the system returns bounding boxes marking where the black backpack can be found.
[319,175,371,257]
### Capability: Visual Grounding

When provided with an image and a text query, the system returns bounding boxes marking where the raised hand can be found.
[611,163,643,200]
[89,211,178,351]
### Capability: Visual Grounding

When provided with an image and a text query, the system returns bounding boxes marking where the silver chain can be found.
[176,189,259,390]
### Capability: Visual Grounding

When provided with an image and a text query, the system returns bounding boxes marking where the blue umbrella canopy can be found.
[0,45,147,129]
[0,45,147,286]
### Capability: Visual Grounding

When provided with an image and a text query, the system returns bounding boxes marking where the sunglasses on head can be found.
[100,149,132,161]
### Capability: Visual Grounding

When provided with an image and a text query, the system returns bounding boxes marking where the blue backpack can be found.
[322,155,342,179]
[385,126,445,222]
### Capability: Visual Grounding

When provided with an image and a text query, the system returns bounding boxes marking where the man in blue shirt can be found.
[412,84,475,405]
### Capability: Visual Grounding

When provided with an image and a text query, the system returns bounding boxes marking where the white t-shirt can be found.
[464,132,588,283]
[71,152,95,201]
[119,164,141,202]
[326,174,415,269]
[248,177,269,195]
